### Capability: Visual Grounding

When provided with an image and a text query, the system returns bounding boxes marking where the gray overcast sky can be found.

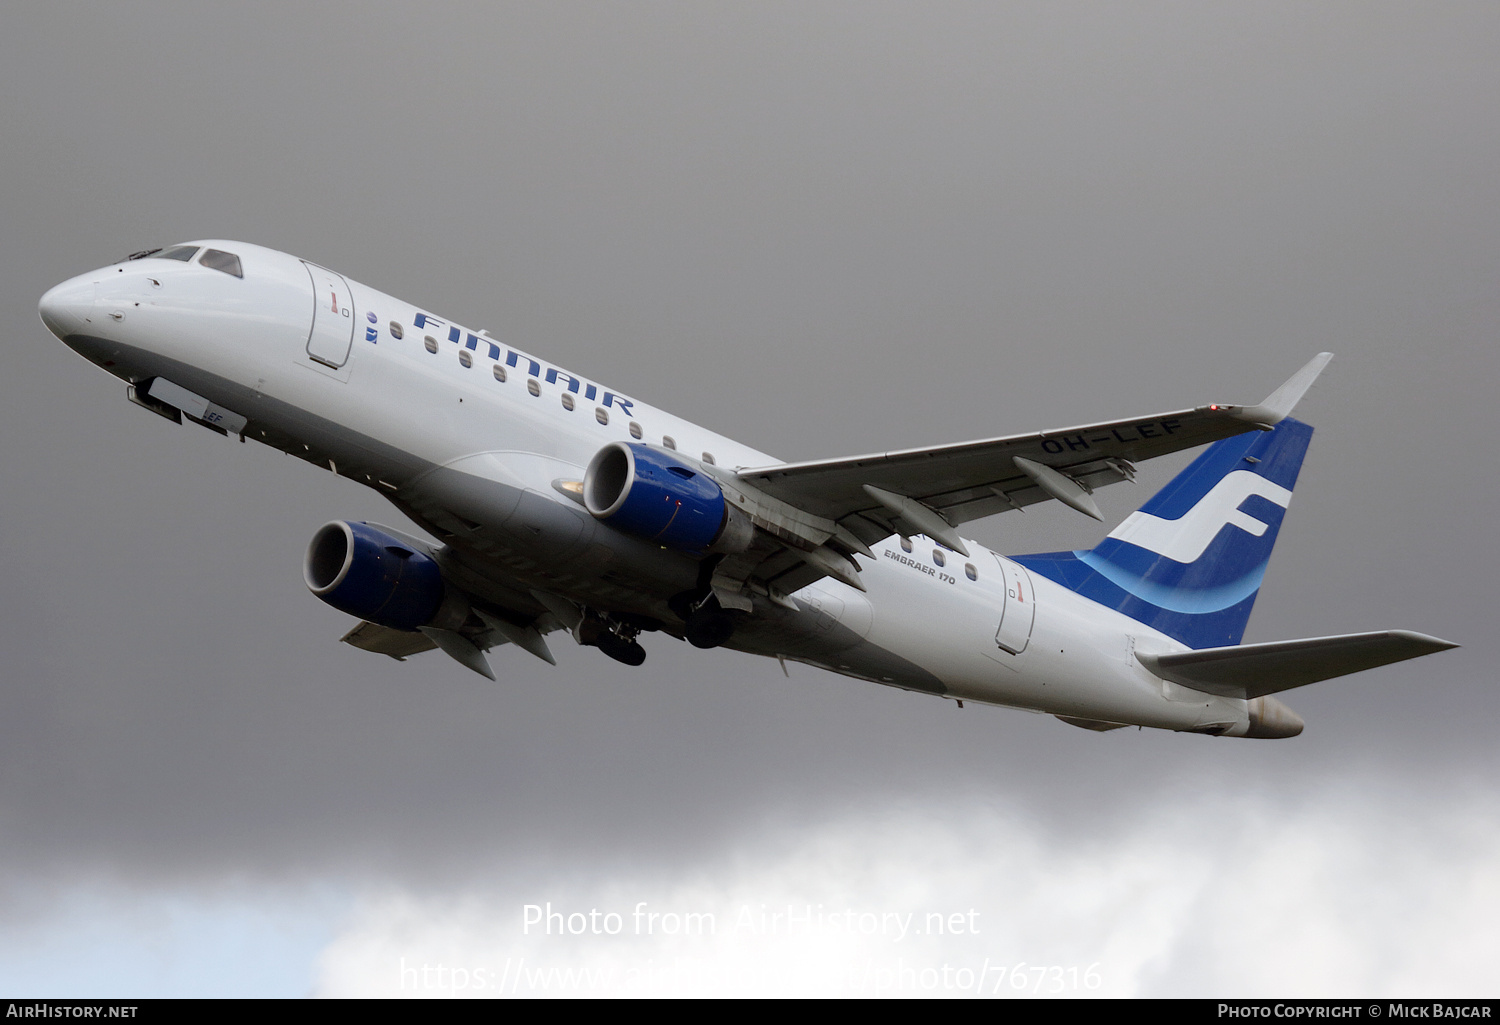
[0,2,1496,997]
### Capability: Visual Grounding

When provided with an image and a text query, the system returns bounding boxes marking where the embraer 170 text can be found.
[40,241,1458,738]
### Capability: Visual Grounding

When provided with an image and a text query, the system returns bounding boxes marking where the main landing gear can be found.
[577,613,648,666]
[669,591,740,650]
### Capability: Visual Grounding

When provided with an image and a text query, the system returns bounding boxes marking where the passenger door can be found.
[991,554,1036,655]
[303,262,355,369]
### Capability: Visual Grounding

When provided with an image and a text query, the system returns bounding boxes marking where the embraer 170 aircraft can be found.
[39,241,1457,739]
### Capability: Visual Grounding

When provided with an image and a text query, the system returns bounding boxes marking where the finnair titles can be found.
[39,240,1457,739]
[409,311,637,419]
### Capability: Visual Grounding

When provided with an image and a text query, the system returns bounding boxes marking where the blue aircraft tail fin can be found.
[1013,418,1314,649]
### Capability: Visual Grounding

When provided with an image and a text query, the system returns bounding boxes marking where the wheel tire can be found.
[685,609,736,649]
[597,633,647,666]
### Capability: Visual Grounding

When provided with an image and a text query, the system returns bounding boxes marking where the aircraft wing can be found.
[734,354,1332,551]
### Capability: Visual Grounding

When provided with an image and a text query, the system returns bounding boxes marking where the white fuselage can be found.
[41,240,1261,737]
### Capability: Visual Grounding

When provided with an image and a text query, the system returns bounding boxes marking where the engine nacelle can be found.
[584,442,752,553]
[304,521,446,630]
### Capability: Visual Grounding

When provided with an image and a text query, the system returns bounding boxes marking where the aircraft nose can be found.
[38,275,95,340]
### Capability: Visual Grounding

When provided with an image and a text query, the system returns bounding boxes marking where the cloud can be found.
[313,781,1500,997]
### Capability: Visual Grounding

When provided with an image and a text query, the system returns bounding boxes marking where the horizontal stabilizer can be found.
[1137,630,1458,699]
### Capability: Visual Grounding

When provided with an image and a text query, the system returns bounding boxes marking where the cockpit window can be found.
[128,245,199,262]
[199,249,243,278]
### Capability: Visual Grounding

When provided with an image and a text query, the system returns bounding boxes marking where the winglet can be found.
[1230,352,1333,426]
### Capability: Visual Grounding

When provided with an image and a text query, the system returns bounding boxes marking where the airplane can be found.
[38,240,1458,739]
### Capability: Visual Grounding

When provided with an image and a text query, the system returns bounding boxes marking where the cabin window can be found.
[595,407,609,425]
[701,452,715,465]
[199,249,243,278]
[527,379,540,397]
[933,549,946,568]
[965,563,977,581]
[389,321,404,340]
[493,364,507,382]
[900,538,912,553]
[561,393,575,411]
[629,422,643,440]
[662,436,676,450]
[424,336,438,354]
[458,350,472,368]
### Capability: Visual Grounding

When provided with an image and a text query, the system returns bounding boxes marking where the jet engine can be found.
[304,520,447,630]
[584,442,752,554]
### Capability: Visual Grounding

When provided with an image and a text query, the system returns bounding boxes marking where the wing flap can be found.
[1137,630,1459,699]
[340,620,440,660]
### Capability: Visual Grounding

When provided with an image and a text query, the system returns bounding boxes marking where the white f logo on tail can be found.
[1108,470,1292,564]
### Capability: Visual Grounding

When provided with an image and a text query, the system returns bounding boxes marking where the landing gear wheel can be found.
[685,608,737,649]
[577,613,647,665]
[596,632,647,666]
